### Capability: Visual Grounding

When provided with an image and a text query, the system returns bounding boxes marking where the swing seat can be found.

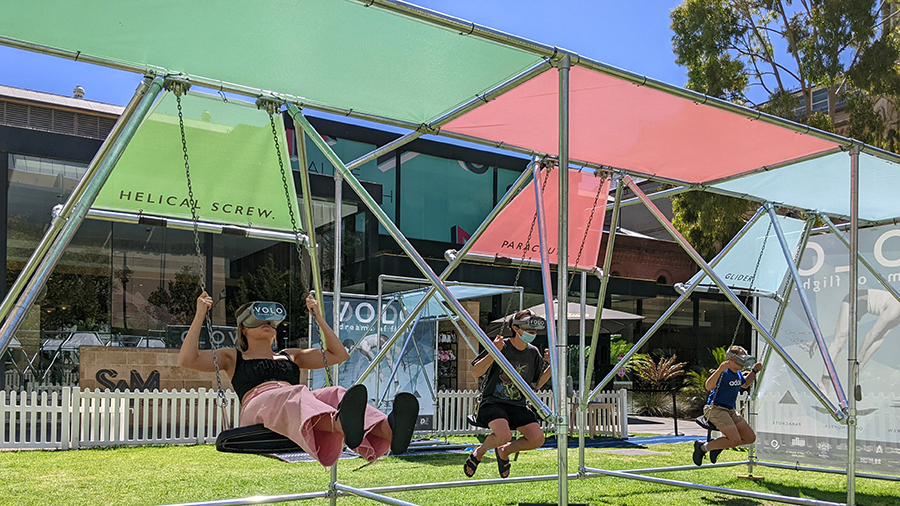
[466,414,489,429]
[216,424,303,454]
[694,415,717,432]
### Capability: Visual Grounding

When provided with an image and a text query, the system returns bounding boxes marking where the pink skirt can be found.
[240,383,390,467]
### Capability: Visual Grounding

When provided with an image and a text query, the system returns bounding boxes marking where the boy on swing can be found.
[693,345,763,466]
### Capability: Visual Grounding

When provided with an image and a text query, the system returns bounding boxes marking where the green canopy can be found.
[0,0,543,124]
[92,91,300,232]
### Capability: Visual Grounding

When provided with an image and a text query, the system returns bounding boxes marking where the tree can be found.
[669,0,897,257]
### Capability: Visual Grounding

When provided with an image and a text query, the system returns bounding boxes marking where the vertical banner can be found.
[755,224,900,475]
[309,293,436,430]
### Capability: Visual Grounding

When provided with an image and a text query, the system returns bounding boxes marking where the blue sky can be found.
[0,1,687,106]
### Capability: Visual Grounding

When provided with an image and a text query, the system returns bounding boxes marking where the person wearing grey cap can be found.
[692,345,762,466]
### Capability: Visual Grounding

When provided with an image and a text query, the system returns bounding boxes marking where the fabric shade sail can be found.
[91,91,301,233]
[0,0,545,124]
[443,67,842,185]
[712,151,900,222]
[466,168,610,270]
[685,214,808,294]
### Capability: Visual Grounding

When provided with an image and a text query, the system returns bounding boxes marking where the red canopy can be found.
[444,67,839,184]
[467,168,610,270]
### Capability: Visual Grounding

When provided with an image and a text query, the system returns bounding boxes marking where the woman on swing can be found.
[179,291,418,467]
[692,345,762,466]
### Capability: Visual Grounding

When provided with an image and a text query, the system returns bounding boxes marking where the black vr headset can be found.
[511,315,547,331]
[237,302,286,328]
[726,350,756,367]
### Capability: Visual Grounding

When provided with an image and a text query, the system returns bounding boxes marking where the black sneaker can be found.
[692,440,706,466]
[709,448,722,464]
[338,384,368,449]
[388,392,419,454]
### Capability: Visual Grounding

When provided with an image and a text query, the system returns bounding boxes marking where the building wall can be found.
[600,233,697,285]
[80,347,233,392]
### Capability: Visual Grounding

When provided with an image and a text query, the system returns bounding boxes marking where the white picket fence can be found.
[1,387,239,450]
[434,389,628,438]
[3,370,78,391]
[1,387,626,450]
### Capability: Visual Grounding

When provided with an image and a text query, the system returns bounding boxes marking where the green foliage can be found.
[229,256,309,344]
[670,1,899,256]
[670,191,753,261]
[671,0,748,101]
[633,354,687,389]
[609,337,649,375]
[147,266,202,325]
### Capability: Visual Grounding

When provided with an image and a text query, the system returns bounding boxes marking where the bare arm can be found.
[742,362,762,389]
[178,292,235,374]
[705,362,729,391]
[535,348,552,389]
[285,294,350,369]
[472,335,505,379]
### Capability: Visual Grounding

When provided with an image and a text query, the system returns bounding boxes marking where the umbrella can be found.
[489,301,643,339]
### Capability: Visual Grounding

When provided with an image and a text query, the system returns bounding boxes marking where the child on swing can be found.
[179,291,418,466]
[693,345,763,466]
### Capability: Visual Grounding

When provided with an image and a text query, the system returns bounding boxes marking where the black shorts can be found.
[476,402,540,430]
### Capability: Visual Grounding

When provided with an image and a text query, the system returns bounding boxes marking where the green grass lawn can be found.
[1,437,897,506]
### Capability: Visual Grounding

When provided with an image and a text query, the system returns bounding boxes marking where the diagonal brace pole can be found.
[766,204,848,408]
[588,203,767,402]
[287,106,551,419]
[625,177,844,421]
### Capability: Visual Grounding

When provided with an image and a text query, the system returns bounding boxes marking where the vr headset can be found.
[511,315,547,331]
[237,302,286,328]
[726,350,755,367]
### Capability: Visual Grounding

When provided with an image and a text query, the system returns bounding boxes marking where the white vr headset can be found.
[726,350,755,367]
[237,301,286,328]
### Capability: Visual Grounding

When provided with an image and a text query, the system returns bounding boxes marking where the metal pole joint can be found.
[255,96,283,116]
[162,76,191,96]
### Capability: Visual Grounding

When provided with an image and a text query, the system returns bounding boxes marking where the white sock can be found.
[701,443,709,452]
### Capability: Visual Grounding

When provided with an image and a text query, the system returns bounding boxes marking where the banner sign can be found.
[309,293,436,430]
[755,223,900,475]
[92,91,300,233]
[687,214,807,293]
[467,168,610,270]
[165,325,237,350]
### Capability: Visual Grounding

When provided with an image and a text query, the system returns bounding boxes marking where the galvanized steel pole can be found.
[0,76,164,353]
[557,53,571,506]
[625,177,844,421]
[287,106,551,418]
[848,145,860,506]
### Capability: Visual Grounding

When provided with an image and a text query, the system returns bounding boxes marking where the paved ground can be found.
[627,415,708,438]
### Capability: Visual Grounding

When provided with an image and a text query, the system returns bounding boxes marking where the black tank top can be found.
[231,350,301,401]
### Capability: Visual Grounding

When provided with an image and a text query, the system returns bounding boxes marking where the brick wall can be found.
[80,347,233,392]
[598,233,697,284]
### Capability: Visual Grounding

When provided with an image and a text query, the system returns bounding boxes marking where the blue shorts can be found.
[476,402,540,430]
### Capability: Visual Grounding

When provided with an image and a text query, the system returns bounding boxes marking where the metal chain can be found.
[503,165,552,322]
[267,110,332,386]
[567,171,606,288]
[268,110,307,294]
[730,217,773,345]
[174,90,229,420]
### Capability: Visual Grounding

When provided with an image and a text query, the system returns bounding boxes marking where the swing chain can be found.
[174,93,206,292]
[172,87,229,421]
[503,163,552,319]
[266,108,306,291]
[567,170,607,288]
[266,108,333,387]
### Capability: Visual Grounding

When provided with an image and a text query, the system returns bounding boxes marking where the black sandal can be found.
[388,392,419,454]
[463,452,481,477]
[338,384,367,449]
[497,450,511,478]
